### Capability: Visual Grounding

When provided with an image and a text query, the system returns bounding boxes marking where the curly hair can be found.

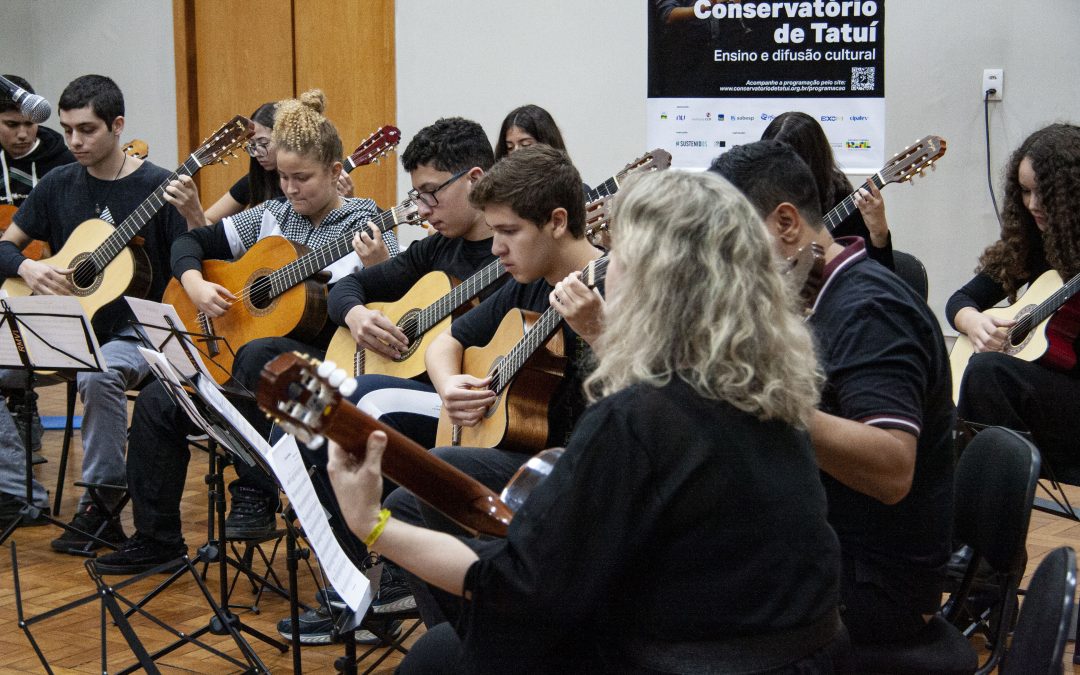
[585,170,823,428]
[271,89,342,168]
[978,123,1080,299]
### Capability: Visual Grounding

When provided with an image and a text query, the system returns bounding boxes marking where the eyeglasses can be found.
[407,170,467,208]
[244,139,272,158]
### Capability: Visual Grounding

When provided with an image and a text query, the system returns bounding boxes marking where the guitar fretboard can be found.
[1011,272,1080,338]
[264,202,411,299]
[413,260,507,337]
[822,173,886,233]
[491,256,608,394]
[86,156,203,275]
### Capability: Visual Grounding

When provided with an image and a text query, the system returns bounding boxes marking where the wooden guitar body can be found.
[1,217,151,316]
[435,309,566,452]
[324,270,461,379]
[950,270,1062,402]
[163,235,328,384]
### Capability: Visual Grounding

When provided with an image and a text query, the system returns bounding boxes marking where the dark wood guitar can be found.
[0,138,151,262]
[259,352,513,537]
[342,126,400,173]
[434,256,609,452]
[1,118,254,317]
[822,135,946,234]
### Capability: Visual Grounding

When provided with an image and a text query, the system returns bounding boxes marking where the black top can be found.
[451,274,601,448]
[809,237,955,611]
[327,233,499,326]
[2,160,186,338]
[0,126,75,207]
[227,174,284,208]
[456,378,841,671]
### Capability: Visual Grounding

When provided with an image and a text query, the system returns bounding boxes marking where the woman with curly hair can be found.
[327,170,847,673]
[949,122,1080,469]
[762,111,894,269]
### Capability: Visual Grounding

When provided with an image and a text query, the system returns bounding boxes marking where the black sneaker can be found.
[276,605,402,645]
[225,484,277,540]
[372,563,417,614]
[93,532,187,575]
[50,503,126,553]
[0,492,50,526]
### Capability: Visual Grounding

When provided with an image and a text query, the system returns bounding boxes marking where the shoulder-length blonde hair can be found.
[585,170,822,428]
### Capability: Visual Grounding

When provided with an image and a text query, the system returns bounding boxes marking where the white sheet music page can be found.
[267,435,374,614]
[136,347,231,447]
[125,297,215,381]
[0,294,105,371]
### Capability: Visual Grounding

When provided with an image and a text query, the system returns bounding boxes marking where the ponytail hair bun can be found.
[272,88,341,167]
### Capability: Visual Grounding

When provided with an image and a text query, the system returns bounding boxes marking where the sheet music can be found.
[137,346,373,614]
[125,297,215,381]
[0,294,105,371]
[266,435,374,614]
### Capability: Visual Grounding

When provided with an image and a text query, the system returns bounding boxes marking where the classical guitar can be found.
[0,137,152,262]
[822,135,947,234]
[584,149,671,248]
[950,270,1080,402]
[788,242,826,314]
[323,259,508,379]
[258,352,513,537]
[1,117,253,319]
[164,200,419,384]
[434,255,609,452]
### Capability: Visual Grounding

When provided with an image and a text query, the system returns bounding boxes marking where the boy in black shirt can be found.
[710,140,955,647]
[326,117,501,448]
[0,75,187,545]
[0,74,75,457]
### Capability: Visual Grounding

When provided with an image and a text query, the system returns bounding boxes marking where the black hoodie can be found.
[1,126,74,207]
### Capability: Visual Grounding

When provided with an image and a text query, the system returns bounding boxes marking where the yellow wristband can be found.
[363,508,392,548]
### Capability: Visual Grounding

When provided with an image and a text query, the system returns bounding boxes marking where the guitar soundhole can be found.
[394,310,423,362]
[245,271,277,316]
[484,359,505,420]
[1006,305,1036,355]
[69,253,101,296]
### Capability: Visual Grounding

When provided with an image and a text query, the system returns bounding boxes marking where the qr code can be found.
[851,67,875,91]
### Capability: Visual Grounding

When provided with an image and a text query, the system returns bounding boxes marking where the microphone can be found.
[0,75,52,123]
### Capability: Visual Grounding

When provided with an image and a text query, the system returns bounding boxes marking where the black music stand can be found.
[0,295,110,550]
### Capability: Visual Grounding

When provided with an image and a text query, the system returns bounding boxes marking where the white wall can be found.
[396,0,1080,331]
[4,1,1079,330]
[0,0,178,167]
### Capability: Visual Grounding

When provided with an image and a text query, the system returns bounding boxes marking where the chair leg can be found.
[52,380,77,517]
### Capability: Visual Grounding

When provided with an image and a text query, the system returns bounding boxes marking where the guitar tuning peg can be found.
[339,378,357,398]
[317,360,338,379]
[328,368,347,389]
[306,434,326,450]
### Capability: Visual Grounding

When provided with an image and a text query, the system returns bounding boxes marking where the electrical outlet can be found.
[982,68,1003,101]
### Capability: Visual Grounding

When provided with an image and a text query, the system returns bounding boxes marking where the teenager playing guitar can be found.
[949,123,1080,475]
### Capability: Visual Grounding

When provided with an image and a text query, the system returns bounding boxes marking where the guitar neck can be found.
[586,174,620,202]
[1013,272,1080,336]
[822,173,886,233]
[492,256,609,394]
[94,157,202,267]
[415,260,507,335]
[265,203,407,299]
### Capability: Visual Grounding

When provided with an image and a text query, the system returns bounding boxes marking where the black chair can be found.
[944,426,1041,674]
[1000,546,1076,675]
[892,250,929,301]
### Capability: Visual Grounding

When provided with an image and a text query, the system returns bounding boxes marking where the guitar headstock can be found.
[582,254,610,289]
[346,126,402,169]
[122,139,149,159]
[786,242,826,312]
[584,194,616,248]
[616,148,672,181]
[879,135,946,186]
[191,115,255,168]
[258,352,357,448]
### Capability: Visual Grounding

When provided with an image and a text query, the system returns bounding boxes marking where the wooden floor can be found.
[1,381,1079,672]
[0,381,421,673]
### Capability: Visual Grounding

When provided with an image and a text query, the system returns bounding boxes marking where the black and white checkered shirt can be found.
[222,196,399,283]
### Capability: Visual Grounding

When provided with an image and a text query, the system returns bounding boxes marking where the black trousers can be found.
[958,351,1080,476]
[125,337,315,545]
